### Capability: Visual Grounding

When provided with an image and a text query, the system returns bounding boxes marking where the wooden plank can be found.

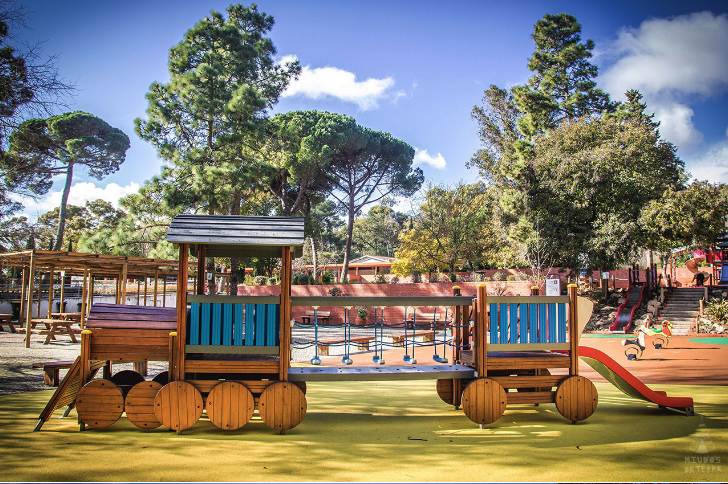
[86,320,177,330]
[205,382,254,430]
[490,375,565,389]
[154,381,203,432]
[507,391,556,405]
[185,345,279,355]
[548,303,556,343]
[76,380,124,429]
[190,303,200,345]
[125,381,163,429]
[486,356,571,371]
[184,360,279,374]
[287,364,475,382]
[558,303,567,343]
[487,343,570,352]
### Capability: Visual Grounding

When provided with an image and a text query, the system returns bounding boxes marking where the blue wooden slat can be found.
[489,303,498,344]
[190,303,200,345]
[499,303,508,344]
[538,303,547,343]
[509,303,518,343]
[548,303,556,343]
[234,303,243,345]
[211,303,222,346]
[245,304,255,346]
[558,303,567,343]
[266,304,279,345]
[518,303,528,344]
[528,303,537,343]
[223,303,233,346]
[201,302,211,345]
[255,304,266,346]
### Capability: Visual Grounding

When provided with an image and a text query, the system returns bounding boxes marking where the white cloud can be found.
[280,55,398,110]
[413,148,446,169]
[12,181,140,221]
[683,137,728,184]
[599,12,728,150]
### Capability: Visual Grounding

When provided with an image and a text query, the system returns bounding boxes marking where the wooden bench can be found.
[317,336,374,356]
[301,310,330,325]
[0,313,18,333]
[392,331,436,346]
[32,360,75,386]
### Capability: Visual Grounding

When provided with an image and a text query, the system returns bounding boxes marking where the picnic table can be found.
[0,313,17,333]
[51,312,82,322]
[29,319,81,344]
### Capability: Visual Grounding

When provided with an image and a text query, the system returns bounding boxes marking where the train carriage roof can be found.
[166,214,305,258]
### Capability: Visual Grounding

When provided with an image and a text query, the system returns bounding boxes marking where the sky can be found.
[10,0,728,220]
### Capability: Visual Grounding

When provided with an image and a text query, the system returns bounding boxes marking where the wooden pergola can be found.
[0,250,197,348]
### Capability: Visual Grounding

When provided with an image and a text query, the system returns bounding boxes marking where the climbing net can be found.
[292,306,472,366]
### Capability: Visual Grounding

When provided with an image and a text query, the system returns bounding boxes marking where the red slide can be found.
[579,346,694,415]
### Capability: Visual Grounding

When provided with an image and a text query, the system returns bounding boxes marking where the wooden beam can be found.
[120,262,128,305]
[19,268,26,324]
[144,276,148,306]
[153,268,159,307]
[475,283,487,377]
[89,275,94,314]
[59,270,65,312]
[569,284,579,376]
[162,277,167,307]
[196,244,206,295]
[280,246,292,381]
[176,243,189,379]
[47,266,54,318]
[24,252,35,348]
[136,279,140,305]
[80,267,88,330]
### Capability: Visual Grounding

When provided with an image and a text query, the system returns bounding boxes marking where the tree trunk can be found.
[53,162,74,251]
[206,207,215,295]
[229,193,241,296]
[311,237,319,282]
[340,199,355,282]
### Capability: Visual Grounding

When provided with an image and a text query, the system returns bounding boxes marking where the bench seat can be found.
[32,360,75,386]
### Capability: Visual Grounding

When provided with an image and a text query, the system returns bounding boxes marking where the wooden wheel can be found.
[462,378,507,425]
[154,381,204,431]
[206,382,254,431]
[555,376,598,423]
[76,379,124,429]
[125,381,163,429]
[436,378,473,405]
[110,370,145,397]
[258,381,307,432]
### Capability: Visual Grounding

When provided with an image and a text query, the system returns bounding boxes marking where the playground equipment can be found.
[610,285,646,333]
[34,214,692,433]
[621,320,673,360]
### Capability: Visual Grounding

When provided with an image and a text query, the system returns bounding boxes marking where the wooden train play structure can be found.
[34,214,693,434]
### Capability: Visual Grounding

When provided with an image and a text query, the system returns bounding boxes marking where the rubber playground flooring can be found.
[0,336,725,482]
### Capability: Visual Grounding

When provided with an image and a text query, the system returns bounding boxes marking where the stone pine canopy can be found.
[165,214,305,259]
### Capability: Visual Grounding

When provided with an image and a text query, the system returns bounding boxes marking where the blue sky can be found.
[12,0,728,219]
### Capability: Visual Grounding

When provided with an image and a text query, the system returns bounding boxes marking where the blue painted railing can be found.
[186,296,280,348]
[488,297,569,347]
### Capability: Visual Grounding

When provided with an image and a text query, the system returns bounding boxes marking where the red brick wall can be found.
[237,281,535,325]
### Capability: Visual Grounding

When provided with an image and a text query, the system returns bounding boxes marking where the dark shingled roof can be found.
[166,214,305,258]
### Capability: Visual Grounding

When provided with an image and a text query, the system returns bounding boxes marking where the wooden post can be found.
[452,286,461,364]
[137,280,140,305]
[80,267,89,330]
[475,283,487,377]
[80,330,92,387]
[163,277,167,307]
[120,262,128,304]
[47,266,55,318]
[24,252,35,348]
[154,268,159,307]
[568,284,579,377]
[59,270,65,313]
[168,332,177,381]
[36,272,41,318]
[176,244,189,380]
[531,285,539,296]
[143,277,148,306]
[88,275,95,315]
[19,268,26,323]
[197,244,206,295]
[279,246,292,381]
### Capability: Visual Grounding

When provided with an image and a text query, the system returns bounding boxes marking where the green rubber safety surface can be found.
[689,337,728,345]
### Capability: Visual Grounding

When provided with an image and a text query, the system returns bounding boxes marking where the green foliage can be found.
[135,4,300,216]
[3,111,129,249]
[411,270,422,283]
[704,299,728,324]
[352,201,408,258]
[373,273,388,284]
[492,271,506,281]
[328,286,342,296]
[320,271,333,284]
[0,215,33,252]
[512,13,613,138]
[254,275,267,286]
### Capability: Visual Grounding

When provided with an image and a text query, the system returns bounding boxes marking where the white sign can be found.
[545,278,561,296]
[602,271,610,280]
[206,272,213,281]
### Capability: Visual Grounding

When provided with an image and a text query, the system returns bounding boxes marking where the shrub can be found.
[506,275,516,281]
[449,272,457,282]
[321,271,333,284]
[298,274,310,285]
[412,270,422,283]
[492,271,506,281]
[390,275,400,284]
[328,286,343,296]
[515,271,529,281]
[292,275,299,285]
[254,275,267,286]
[704,299,728,323]
[373,273,388,284]
[243,275,256,286]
